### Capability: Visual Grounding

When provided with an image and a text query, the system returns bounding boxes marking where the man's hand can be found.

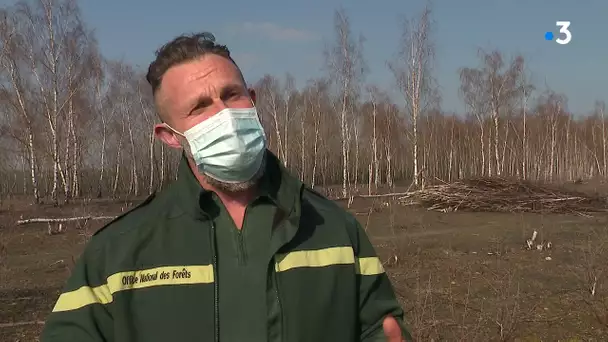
[382,316,406,342]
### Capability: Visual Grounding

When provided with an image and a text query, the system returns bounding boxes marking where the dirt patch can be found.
[0,199,130,342]
[340,196,608,340]
[3,196,608,341]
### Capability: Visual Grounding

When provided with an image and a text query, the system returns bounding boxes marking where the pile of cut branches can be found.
[399,177,608,215]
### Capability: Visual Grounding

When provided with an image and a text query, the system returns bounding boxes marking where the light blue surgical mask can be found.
[166,107,267,183]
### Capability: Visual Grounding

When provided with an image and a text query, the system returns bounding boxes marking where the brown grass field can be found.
[2,182,608,341]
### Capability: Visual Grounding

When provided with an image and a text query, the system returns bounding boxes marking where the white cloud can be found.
[235,22,318,42]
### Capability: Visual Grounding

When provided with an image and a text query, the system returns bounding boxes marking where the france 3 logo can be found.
[545,21,572,45]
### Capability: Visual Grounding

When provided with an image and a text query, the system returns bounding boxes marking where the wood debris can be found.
[398,177,608,215]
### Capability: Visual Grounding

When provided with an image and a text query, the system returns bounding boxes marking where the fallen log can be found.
[0,320,45,328]
[16,215,116,225]
[332,192,412,201]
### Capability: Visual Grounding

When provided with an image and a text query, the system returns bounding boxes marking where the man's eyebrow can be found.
[220,83,246,97]
[185,83,247,113]
[188,93,212,110]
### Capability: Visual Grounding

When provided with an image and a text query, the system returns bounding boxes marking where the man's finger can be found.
[382,315,405,342]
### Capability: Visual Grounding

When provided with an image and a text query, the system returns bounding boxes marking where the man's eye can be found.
[189,104,207,116]
[194,101,210,110]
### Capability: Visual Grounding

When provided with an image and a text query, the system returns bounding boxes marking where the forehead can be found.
[158,54,244,107]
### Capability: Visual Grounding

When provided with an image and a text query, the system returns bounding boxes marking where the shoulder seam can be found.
[92,192,157,237]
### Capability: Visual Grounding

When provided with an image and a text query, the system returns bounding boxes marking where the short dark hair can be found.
[145,32,239,95]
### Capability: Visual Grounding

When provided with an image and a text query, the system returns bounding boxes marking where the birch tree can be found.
[303,79,329,188]
[16,0,94,204]
[92,57,107,197]
[138,77,157,195]
[325,8,366,197]
[459,68,489,176]
[460,51,525,176]
[281,73,295,168]
[596,101,607,177]
[389,4,436,187]
[0,8,41,203]
[255,75,286,161]
[366,85,381,191]
[519,72,533,179]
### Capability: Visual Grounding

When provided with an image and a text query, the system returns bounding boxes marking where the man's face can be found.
[154,54,254,134]
[153,54,263,192]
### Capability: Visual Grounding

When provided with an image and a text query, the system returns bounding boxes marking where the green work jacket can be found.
[40,151,411,342]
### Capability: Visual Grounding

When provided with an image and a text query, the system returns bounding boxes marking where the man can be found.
[41,32,411,342]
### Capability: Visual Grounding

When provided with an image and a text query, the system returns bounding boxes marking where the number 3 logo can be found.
[555,21,572,45]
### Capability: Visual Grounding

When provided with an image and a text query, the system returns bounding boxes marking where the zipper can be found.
[208,219,220,342]
[273,263,285,342]
[236,232,247,265]
[269,209,290,342]
[236,204,251,265]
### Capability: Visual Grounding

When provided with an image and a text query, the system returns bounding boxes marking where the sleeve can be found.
[352,218,412,342]
[40,242,113,342]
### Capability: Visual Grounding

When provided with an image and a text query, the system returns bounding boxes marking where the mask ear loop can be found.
[163,122,185,138]
[163,122,193,157]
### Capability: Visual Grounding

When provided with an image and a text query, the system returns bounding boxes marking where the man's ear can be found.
[154,123,182,149]
[248,88,256,105]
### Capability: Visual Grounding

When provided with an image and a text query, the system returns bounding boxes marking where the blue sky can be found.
[5,0,606,114]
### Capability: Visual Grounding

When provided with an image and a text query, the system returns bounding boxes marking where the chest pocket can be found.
[110,265,217,342]
[275,246,359,342]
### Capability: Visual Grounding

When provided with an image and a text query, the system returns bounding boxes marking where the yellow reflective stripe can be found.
[275,246,355,272]
[106,265,214,293]
[274,246,385,275]
[52,265,214,313]
[52,284,112,312]
[356,256,385,275]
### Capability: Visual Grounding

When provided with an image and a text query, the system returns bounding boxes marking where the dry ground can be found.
[2,183,608,341]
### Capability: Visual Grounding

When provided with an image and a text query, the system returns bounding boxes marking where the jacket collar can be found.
[173,149,303,226]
